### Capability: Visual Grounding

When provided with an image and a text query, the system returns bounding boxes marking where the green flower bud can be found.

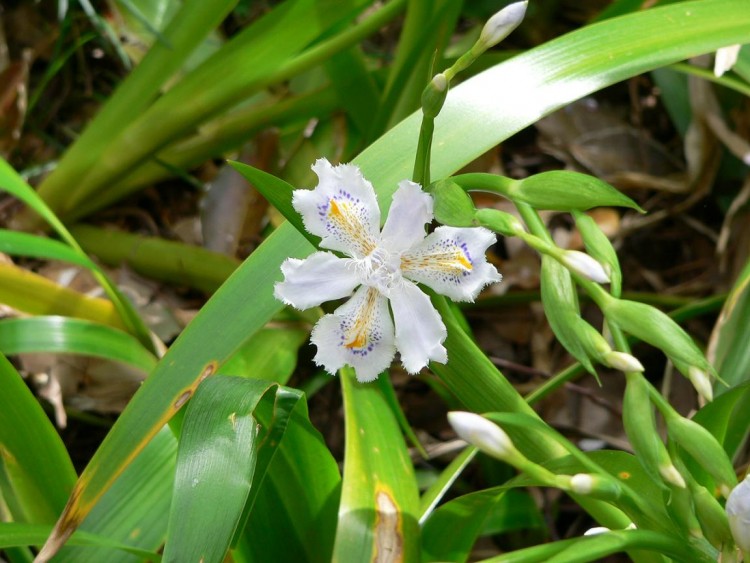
[511,171,644,212]
[564,315,644,373]
[453,171,643,213]
[602,298,716,387]
[430,179,478,227]
[727,475,750,553]
[567,473,622,500]
[666,414,737,495]
[540,256,596,375]
[666,481,704,538]
[421,73,448,119]
[623,373,683,489]
[474,208,525,237]
[444,2,527,81]
[572,210,623,296]
[692,483,732,547]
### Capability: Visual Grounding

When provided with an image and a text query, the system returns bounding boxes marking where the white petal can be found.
[274,252,360,310]
[727,475,750,553]
[310,286,395,382]
[292,158,380,258]
[714,44,741,77]
[389,281,447,373]
[380,180,433,252]
[401,226,502,302]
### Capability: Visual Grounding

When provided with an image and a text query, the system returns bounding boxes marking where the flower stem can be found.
[412,116,435,186]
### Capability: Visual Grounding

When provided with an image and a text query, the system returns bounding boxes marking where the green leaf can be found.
[36,227,314,560]
[482,489,546,535]
[57,427,177,562]
[163,377,277,563]
[0,353,76,523]
[219,327,309,384]
[111,84,340,194]
[234,389,341,563]
[0,263,126,330]
[419,445,477,523]
[38,0,393,221]
[710,257,750,391]
[421,488,503,562]
[0,159,154,353]
[27,0,238,220]
[0,523,161,560]
[481,530,715,563]
[370,0,461,138]
[0,316,157,372]
[227,161,312,244]
[692,381,750,458]
[0,229,97,269]
[324,44,380,135]
[421,488,545,562]
[333,369,420,562]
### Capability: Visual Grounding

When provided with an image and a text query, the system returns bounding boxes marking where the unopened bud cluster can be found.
[449,412,620,500]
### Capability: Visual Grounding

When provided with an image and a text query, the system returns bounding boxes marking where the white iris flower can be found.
[274,159,502,382]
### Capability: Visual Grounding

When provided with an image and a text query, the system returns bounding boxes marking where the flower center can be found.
[359,247,403,295]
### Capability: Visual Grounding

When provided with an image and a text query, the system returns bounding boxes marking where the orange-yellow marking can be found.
[327,198,375,254]
[455,252,472,270]
[343,289,377,349]
[329,198,343,217]
[402,251,472,273]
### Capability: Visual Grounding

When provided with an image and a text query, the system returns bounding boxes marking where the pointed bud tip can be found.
[714,44,741,77]
[659,463,687,489]
[604,351,644,373]
[562,250,611,284]
[583,526,611,536]
[448,411,516,460]
[688,366,713,402]
[478,1,528,50]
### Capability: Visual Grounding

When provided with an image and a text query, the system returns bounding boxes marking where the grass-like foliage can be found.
[1,1,750,562]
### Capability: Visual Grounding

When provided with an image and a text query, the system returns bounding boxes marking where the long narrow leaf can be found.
[0,160,154,352]
[333,369,420,562]
[234,389,341,562]
[163,378,276,562]
[56,427,177,562]
[0,230,97,269]
[27,0,238,219]
[0,263,126,330]
[0,523,160,560]
[0,353,76,523]
[0,316,157,372]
